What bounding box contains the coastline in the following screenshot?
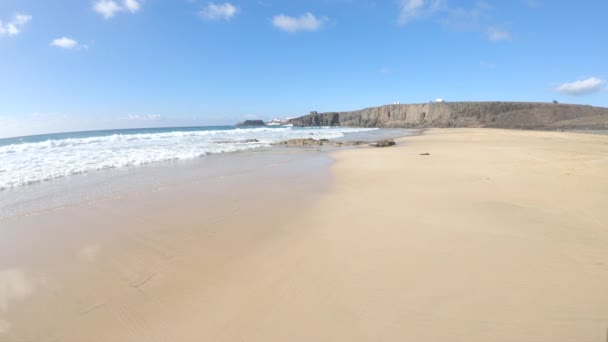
[0,147,331,222]
[1,128,607,341]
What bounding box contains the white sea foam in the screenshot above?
[0,126,376,190]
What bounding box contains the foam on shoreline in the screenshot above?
[0,126,379,190]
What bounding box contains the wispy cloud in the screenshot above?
[199,2,239,21]
[93,0,142,19]
[486,27,511,41]
[523,0,542,8]
[398,0,445,25]
[555,77,604,95]
[379,67,394,75]
[397,1,514,43]
[439,2,487,31]
[0,13,32,36]
[272,12,326,33]
[50,37,87,50]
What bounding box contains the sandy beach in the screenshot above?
[2,128,608,341]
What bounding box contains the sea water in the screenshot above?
[0,125,416,221]
[0,125,382,190]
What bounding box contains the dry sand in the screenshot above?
[1,128,608,341]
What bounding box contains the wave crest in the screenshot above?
[0,127,376,189]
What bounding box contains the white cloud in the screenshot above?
[51,37,79,49]
[94,0,122,18]
[0,13,32,36]
[398,0,445,25]
[124,0,142,13]
[199,2,239,21]
[12,13,31,26]
[555,77,604,95]
[93,0,142,18]
[272,12,326,33]
[486,27,511,41]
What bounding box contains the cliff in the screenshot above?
[290,102,608,130]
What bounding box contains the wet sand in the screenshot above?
[1,128,608,341]
[0,149,333,341]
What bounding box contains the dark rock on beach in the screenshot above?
[215,139,260,144]
[370,140,396,147]
[273,138,342,147]
[273,138,394,148]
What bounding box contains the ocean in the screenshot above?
[0,125,385,191]
[0,125,417,221]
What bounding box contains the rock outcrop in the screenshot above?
[273,138,363,147]
[235,120,265,127]
[290,102,608,130]
[215,139,260,144]
[370,140,396,147]
[272,138,395,148]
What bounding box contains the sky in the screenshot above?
[0,0,607,138]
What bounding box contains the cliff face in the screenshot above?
[290,102,608,129]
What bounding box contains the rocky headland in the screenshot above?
[235,120,266,127]
[289,102,608,130]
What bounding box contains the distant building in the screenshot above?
[266,117,295,126]
[435,98,445,103]
[393,101,400,105]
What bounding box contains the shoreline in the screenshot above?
[1,128,607,341]
[0,127,414,222]
[0,146,336,340]
[0,147,332,222]
[0,125,405,193]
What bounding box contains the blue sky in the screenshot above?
[0,0,607,137]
